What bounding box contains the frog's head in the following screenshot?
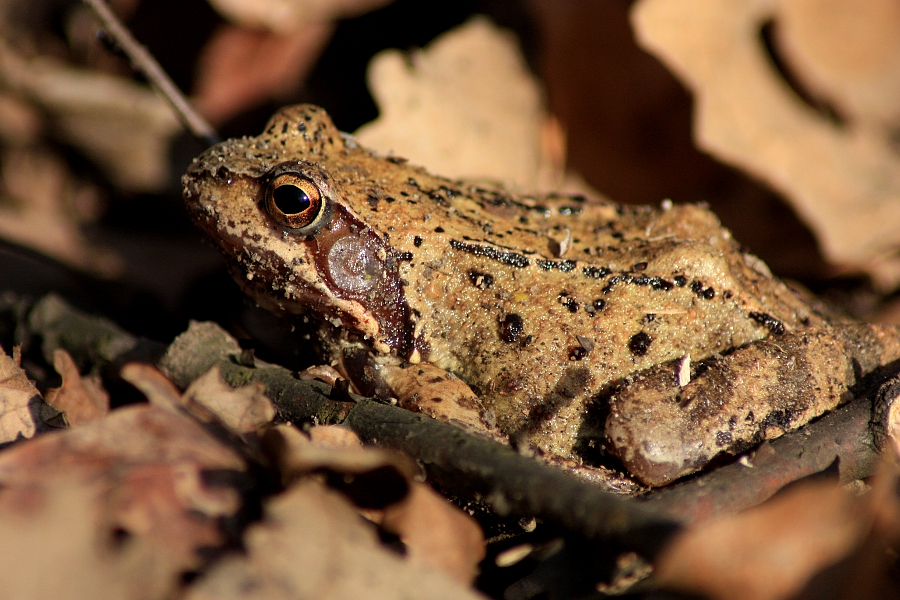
[182,105,416,358]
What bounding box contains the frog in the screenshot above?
[182,104,900,488]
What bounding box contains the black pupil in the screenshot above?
[273,184,311,215]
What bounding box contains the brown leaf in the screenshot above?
[655,471,900,600]
[270,423,419,481]
[44,348,109,426]
[775,0,900,129]
[0,345,50,443]
[355,17,563,191]
[181,364,275,435]
[0,147,122,277]
[382,482,486,585]
[184,480,485,600]
[194,23,334,126]
[0,404,245,599]
[632,0,900,287]
[120,362,183,410]
[206,0,393,32]
[0,39,180,192]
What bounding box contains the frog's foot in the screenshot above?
[380,362,509,441]
[605,324,900,487]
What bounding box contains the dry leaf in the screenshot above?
[632,0,900,288]
[775,0,900,130]
[206,0,393,32]
[194,23,334,126]
[181,365,275,434]
[271,423,419,482]
[0,39,180,192]
[0,146,122,277]
[655,471,900,600]
[0,345,51,443]
[269,424,486,584]
[381,482,486,585]
[185,480,485,600]
[0,404,245,599]
[355,17,562,191]
[44,348,109,426]
[120,362,183,410]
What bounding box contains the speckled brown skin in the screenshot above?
[183,105,900,486]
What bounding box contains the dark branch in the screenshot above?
[81,0,220,146]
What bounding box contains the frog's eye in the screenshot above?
[266,173,325,229]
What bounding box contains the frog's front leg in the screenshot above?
[605,323,900,487]
[334,344,501,440]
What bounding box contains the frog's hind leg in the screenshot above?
[605,324,900,487]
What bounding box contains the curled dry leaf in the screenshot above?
[185,480,484,600]
[775,0,900,130]
[655,468,900,600]
[0,345,54,444]
[44,348,109,426]
[0,404,245,599]
[193,23,334,126]
[206,0,393,32]
[120,362,183,410]
[269,424,486,584]
[181,364,275,435]
[381,482,486,585]
[632,0,900,287]
[0,39,180,192]
[270,423,419,481]
[355,17,563,191]
[0,146,122,277]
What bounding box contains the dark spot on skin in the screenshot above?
[430,397,443,403]
[674,275,687,287]
[386,156,408,165]
[750,312,785,335]
[650,277,673,291]
[558,205,583,216]
[366,194,379,209]
[724,290,734,299]
[702,287,716,299]
[520,335,533,347]
[691,280,704,294]
[583,266,612,279]
[396,251,413,261]
[434,227,445,233]
[297,122,306,132]
[715,431,733,446]
[449,240,531,268]
[385,197,396,203]
[281,122,288,133]
[536,259,577,272]
[569,346,589,361]
[413,236,423,247]
[644,313,656,323]
[500,314,524,343]
[633,262,648,271]
[592,299,606,312]
[628,332,652,356]
[468,270,494,289]
[563,297,579,312]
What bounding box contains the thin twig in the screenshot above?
[81,0,220,146]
